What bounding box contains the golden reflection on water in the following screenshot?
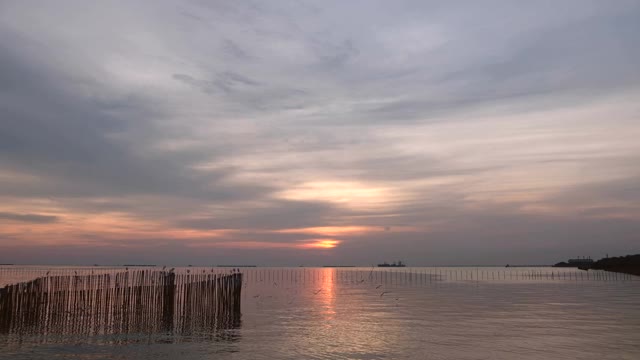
[314,268,336,323]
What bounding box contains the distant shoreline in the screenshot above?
[590,255,640,276]
[554,254,639,276]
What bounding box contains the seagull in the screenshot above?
[313,289,322,295]
[375,284,382,289]
[380,291,390,297]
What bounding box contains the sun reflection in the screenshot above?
[314,268,336,322]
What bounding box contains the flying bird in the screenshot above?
[380,291,390,297]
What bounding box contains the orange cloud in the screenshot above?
[297,238,341,249]
[189,241,298,249]
[188,238,342,250]
[275,181,399,211]
[274,226,379,237]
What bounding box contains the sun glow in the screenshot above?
[299,239,341,249]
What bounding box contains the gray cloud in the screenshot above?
[0,33,271,203]
[0,212,58,224]
[173,71,261,95]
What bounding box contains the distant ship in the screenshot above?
[378,261,406,267]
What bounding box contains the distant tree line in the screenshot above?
[591,254,640,276]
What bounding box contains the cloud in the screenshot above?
[172,71,261,95]
[0,212,58,224]
[0,1,639,265]
[174,200,338,230]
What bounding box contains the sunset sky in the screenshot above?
[1,1,639,266]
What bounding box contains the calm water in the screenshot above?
[1,266,639,359]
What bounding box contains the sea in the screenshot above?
[1,266,639,359]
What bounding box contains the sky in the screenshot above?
[1,1,639,266]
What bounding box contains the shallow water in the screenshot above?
[1,266,639,359]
